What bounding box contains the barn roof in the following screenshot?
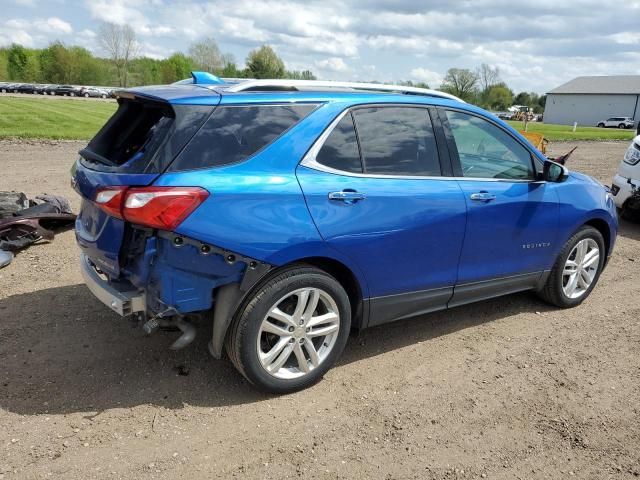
[548,76,640,95]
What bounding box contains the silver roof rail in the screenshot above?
[225,79,464,103]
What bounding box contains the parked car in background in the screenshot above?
[611,134,640,220]
[78,87,110,98]
[497,112,514,120]
[597,117,635,129]
[53,85,82,96]
[34,84,53,95]
[2,83,22,93]
[73,77,617,393]
[15,83,37,94]
[42,84,59,95]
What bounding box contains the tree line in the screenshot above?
[0,22,545,113]
[0,22,315,88]
[439,64,546,113]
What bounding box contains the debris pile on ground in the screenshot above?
[0,191,75,268]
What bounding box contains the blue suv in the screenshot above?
[73,75,617,393]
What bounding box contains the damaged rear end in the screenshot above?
[74,85,247,348]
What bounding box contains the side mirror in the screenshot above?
[541,160,569,182]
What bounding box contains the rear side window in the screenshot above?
[170,104,317,171]
[352,106,441,176]
[316,112,362,173]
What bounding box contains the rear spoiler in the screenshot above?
[113,83,221,103]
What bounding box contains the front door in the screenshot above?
[297,105,467,326]
[439,109,559,306]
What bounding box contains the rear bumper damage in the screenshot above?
[80,253,146,316]
[80,231,274,354]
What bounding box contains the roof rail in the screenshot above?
[225,79,464,102]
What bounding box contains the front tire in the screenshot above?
[597,123,605,128]
[225,265,351,393]
[538,226,605,308]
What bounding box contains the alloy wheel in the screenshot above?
[562,238,600,299]
[257,287,340,379]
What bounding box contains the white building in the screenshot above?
[544,76,640,126]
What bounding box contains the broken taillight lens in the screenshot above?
[94,186,209,230]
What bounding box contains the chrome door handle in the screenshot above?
[469,192,496,202]
[328,190,366,204]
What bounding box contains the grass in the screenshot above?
[0,95,636,142]
[506,120,636,141]
[0,96,116,140]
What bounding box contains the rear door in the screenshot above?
[73,92,217,277]
[439,109,559,305]
[297,105,467,326]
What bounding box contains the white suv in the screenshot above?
[611,135,640,218]
[597,117,635,129]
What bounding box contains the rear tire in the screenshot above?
[538,226,605,308]
[225,265,351,393]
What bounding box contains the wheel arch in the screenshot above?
[294,256,365,329]
[583,217,612,257]
[209,254,368,359]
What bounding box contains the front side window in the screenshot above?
[316,112,362,174]
[352,106,441,176]
[445,110,534,180]
[170,104,317,171]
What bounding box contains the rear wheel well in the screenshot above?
[584,219,610,255]
[294,257,364,329]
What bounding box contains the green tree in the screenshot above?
[0,48,8,80]
[21,49,41,82]
[514,91,532,106]
[484,83,513,111]
[160,53,193,83]
[440,68,479,102]
[285,69,316,80]
[246,45,285,79]
[130,57,162,86]
[7,44,28,80]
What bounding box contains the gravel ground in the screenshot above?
[0,140,639,479]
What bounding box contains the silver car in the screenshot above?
[597,117,635,129]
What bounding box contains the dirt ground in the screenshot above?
[0,140,639,480]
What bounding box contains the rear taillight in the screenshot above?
[94,187,127,219]
[94,186,209,230]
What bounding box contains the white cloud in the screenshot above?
[78,28,96,39]
[409,68,442,87]
[610,32,640,44]
[314,57,348,72]
[0,17,72,47]
[35,17,73,34]
[85,0,148,26]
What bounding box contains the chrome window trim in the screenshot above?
[300,107,541,183]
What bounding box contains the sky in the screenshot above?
[1,0,640,93]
